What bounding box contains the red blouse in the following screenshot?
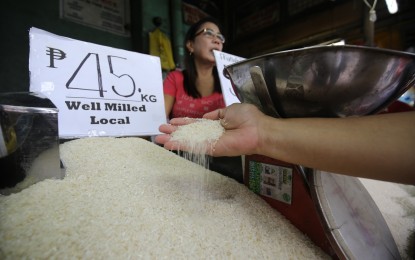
[163,70,225,119]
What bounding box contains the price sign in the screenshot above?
[29,27,166,138]
[213,50,245,106]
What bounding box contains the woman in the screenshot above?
[163,17,225,119]
[163,17,243,183]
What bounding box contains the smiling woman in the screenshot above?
[161,17,243,183]
[163,17,225,120]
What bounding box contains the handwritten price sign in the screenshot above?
[213,50,245,106]
[29,28,166,138]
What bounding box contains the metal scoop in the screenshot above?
[0,92,63,195]
[225,45,415,118]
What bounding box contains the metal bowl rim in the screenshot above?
[224,45,415,72]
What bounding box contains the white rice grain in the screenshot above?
[171,118,224,161]
[0,137,329,259]
[170,119,225,198]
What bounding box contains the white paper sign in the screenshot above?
[29,27,166,138]
[60,0,130,37]
[213,50,245,106]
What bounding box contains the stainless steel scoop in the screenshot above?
[0,92,63,195]
[225,45,415,118]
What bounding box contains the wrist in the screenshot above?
[256,115,282,157]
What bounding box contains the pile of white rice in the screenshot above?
[0,137,329,259]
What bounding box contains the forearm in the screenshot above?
[258,112,415,184]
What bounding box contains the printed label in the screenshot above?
[249,161,293,204]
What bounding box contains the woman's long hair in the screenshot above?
[183,17,223,98]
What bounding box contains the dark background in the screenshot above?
[0,0,414,93]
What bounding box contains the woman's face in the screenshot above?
[187,22,224,64]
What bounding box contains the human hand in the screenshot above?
[155,103,266,156]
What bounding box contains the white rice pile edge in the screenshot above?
[0,137,330,259]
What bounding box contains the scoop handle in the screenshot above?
[249,66,281,118]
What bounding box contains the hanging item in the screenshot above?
[362,0,378,46]
[149,27,175,71]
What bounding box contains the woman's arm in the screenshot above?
[257,110,415,184]
[157,103,415,184]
